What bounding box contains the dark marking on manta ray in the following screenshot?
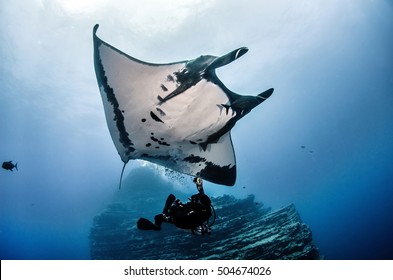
[157,95,165,104]
[151,132,154,135]
[199,162,236,187]
[199,142,209,152]
[93,39,135,155]
[166,74,175,83]
[218,104,231,115]
[160,84,168,91]
[150,111,164,123]
[159,59,213,105]
[155,146,160,149]
[156,107,166,116]
[141,118,146,122]
[190,141,197,145]
[145,143,151,147]
[183,155,207,164]
[151,136,170,146]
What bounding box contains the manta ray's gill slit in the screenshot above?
[156,108,166,116]
[150,111,164,123]
[166,74,175,83]
[160,84,168,91]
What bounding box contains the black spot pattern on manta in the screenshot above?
[141,118,146,122]
[150,136,170,147]
[183,155,207,164]
[145,143,151,147]
[160,84,168,91]
[150,111,164,123]
[94,40,135,156]
[189,141,197,145]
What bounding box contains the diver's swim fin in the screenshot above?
[137,218,161,231]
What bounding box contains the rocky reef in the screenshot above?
[89,169,320,259]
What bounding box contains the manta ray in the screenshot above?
[93,24,273,186]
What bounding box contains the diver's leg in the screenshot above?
[154,214,166,227]
[163,194,176,215]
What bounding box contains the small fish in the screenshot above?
[2,161,18,171]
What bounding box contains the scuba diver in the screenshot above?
[137,177,215,235]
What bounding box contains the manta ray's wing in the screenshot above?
[93,24,273,186]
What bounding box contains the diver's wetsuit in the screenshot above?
[137,178,212,232]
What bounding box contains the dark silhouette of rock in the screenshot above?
[89,170,320,259]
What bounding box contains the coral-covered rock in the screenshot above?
[90,190,320,259]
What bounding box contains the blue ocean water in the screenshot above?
[1,1,392,260]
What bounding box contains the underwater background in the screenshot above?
[0,0,392,260]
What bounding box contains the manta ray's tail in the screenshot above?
[119,162,127,190]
